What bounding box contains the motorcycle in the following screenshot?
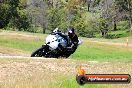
[31,29,82,58]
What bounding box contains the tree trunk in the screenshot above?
[101,29,108,38]
[87,0,91,12]
[113,20,117,31]
[43,28,45,34]
[101,30,104,37]
[127,0,132,33]
[43,27,45,34]
[42,23,46,34]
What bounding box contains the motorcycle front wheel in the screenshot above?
[31,45,49,57]
[31,47,43,57]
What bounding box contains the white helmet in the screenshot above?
[53,28,60,33]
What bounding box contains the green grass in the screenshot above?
[0,31,44,52]
[71,42,132,61]
[0,30,132,61]
[1,71,110,88]
[0,36,43,52]
[58,77,111,88]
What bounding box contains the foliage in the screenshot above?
[71,13,96,37]
[15,9,30,30]
[117,21,129,30]
[28,25,43,33]
[47,7,67,31]
[0,1,10,28]
[0,0,30,30]
[105,31,129,39]
[0,0,132,38]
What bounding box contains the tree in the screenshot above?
[115,0,132,32]
[27,0,48,33]
[0,0,30,30]
[127,0,132,32]
[0,1,10,28]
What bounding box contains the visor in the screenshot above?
[69,30,73,33]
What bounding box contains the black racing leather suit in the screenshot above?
[68,34,79,53]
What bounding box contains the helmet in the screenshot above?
[68,27,75,38]
[53,28,61,33]
[68,27,75,35]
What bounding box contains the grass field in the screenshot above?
[0,30,132,61]
[0,58,131,88]
[0,30,132,88]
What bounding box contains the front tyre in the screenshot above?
[31,47,44,57]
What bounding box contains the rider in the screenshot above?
[52,27,79,53]
[52,28,69,44]
[67,27,79,53]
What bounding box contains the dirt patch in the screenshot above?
[0,31,44,42]
[0,46,30,56]
[0,53,8,56]
[0,58,131,88]
[87,40,132,47]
